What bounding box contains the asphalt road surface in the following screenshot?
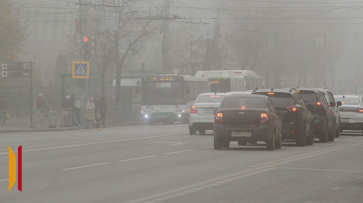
[0,124,362,203]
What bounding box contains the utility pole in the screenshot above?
[162,0,172,74]
[79,0,89,97]
[213,0,222,70]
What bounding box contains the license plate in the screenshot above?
[203,109,214,113]
[158,115,167,118]
[231,132,251,137]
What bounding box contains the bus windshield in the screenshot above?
[142,82,184,105]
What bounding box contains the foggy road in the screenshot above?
[1,124,363,203]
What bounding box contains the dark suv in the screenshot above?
[298,88,341,142]
[252,88,314,146]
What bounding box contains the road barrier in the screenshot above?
[0,108,73,132]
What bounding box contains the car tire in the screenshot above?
[182,120,188,124]
[214,138,222,150]
[275,132,282,149]
[336,126,340,137]
[199,130,206,135]
[248,140,257,145]
[306,125,314,145]
[319,121,328,143]
[296,123,307,146]
[189,126,196,135]
[267,132,275,150]
[238,140,247,146]
[328,124,335,142]
[222,140,230,149]
[163,121,168,125]
[168,121,174,125]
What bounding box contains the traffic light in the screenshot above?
[82,36,90,60]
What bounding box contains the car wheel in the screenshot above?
[336,126,340,137]
[319,121,328,143]
[248,140,257,145]
[222,140,230,149]
[199,130,206,135]
[306,125,314,145]
[328,124,335,142]
[168,121,174,125]
[214,138,222,150]
[238,140,247,146]
[275,132,282,149]
[267,132,275,150]
[182,120,188,124]
[189,126,196,135]
[163,121,168,125]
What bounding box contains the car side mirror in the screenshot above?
[337,101,342,107]
[329,101,336,107]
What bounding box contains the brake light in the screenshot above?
[241,106,246,110]
[292,107,297,112]
[191,105,197,113]
[314,102,322,106]
[359,109,363,113]
[215,113,223,123]
[268,93,275,95]
[260,113,269,124]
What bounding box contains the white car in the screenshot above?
[189,93,229,135]
[334,95,363,135]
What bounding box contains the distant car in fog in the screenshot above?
[189,93,229,135]
[213,94,282,150]
[334,95,363,135]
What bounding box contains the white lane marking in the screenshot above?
[203,146,213,149]
[278,167,363,173]
[118,156,155,162]
[125,168,273,203]
[0,132,187,155]
[164,149,195,155]
[62,163,109,171]
[0,179,8,182]
[127,140,363,203]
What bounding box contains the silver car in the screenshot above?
[189,93,229,135]
[334,95,363,135]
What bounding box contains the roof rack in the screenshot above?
[289,87,297,92]
[253,87,258,93]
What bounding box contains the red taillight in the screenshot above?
[215,113,223,123]
[359,109,363,113]
[292,107,297,112]
[260,113,269,124]
[241,106,246,110]
[314,102,322,106]
[286,106,299,112]
[191,105,197,113]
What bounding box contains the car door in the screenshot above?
[328,91,340,130]
[298,92,313,134]
[268,99,282,136]
[322,92,335,131]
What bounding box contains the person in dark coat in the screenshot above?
[94,96,101,128]
[0,96,8,125]
[99,96,107,128]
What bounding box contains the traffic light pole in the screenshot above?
[30,62,33,127]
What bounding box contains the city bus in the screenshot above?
[195,70,246,93]
[141,75,209,125]
[231,70,264,90]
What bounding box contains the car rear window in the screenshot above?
[254,93,294,107]
[221,97,265,109]
[299,91,318,103]
[334,97,360,105]
[196,95,226,103]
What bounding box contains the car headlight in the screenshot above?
[178,114,181,117]
[182,110,185,113]
[144,115,149,118]
[141,111,144,114]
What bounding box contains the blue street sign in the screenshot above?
[72,61,89,79]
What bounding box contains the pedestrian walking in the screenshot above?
[0,96,8,125]
[35,93,44,127]
[99,95,107,128]
[43,95,51,125]
[70,94,79,127]
[84,97,98,129]
[94,96,101,127]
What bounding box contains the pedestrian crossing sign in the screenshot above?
[72,61,89,79]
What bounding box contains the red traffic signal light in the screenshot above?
[83,36,89,43]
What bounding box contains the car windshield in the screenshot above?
[196,95,226,103]
[334,97,360,105]
[299,91,318,103]
[142,82,184,105]
[221,97,265,109]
